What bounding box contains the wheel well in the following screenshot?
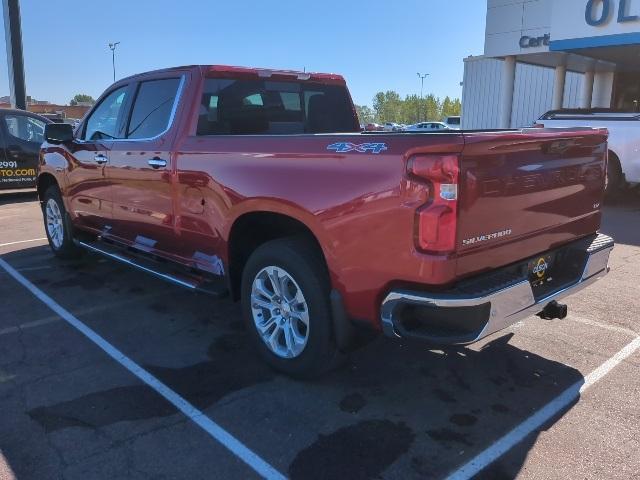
[37,173,59,203]
[227,212,327,300]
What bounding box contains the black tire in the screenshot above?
[42,185,83,259]
[605,152,624,199]
[241,237,343,379]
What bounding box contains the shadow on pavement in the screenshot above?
[0,246,585,480]
[602,188,640,247]
[0,189,38,206]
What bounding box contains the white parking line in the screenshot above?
[0,238,47,248]
[446,335,640,480]
[0,257,286,480]
[569,315,638,337]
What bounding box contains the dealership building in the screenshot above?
[462,0,640,129]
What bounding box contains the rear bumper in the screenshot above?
[380,233,614,344]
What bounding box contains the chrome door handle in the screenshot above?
[94,154,108,165]
[148,158,167,169]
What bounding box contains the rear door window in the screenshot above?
[127,78,181,139]
[197,78,358,135]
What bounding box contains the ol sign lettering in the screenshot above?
[585,0,639,26]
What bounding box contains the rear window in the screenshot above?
[447,117,461,125]
[128,78,181,139]
[196,78,358,135]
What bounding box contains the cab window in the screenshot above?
[197,78,358,135]
[83,86,128,141]
[127,78,181,139]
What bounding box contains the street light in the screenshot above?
[417,72,429,122]
[108,42,120,82]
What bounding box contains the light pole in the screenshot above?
[417,72,429,122]
[108,42,120,82]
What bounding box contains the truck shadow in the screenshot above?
[0,189,38,206]
[602,188,640,247]
[0,246,584,480]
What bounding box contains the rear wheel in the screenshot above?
[42,186,83,259]
[241,237,341,378]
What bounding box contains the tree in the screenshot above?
[70,94,95,106]
[365,90,461,124]
[355,104,375,124]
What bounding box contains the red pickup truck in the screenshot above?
[38,65,613,377]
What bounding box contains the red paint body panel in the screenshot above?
[38,65,609,329]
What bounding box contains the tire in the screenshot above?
[42,185,83,259]
[241,237,342,379]
[605,152,624,199]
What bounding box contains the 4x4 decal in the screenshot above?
[327,142,388,154]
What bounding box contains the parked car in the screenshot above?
[38,65,613,378]
[444,115,461,130]
[383,122,402,132]
[536,109,640,194]
[405,121,451,132]
[0,109,51,190]
[365,123,384,131]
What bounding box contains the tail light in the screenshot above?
[408,155,460,254]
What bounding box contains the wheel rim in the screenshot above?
[250,266,310,359]
[45,198,64,249]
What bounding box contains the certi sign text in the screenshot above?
[520,34,551,48]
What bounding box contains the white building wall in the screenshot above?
[461,57,503,130]
[462,57,584,129]
[563,71,584,108]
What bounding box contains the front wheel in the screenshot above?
[42,186,83,259]
[241,237,342,378]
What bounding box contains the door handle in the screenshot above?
[148,157,167,169]
[94,154,108,165]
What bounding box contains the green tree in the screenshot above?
[364,90,461,125]
[70,94,96,106]
[355,104,375,124]
[373,91,403,123]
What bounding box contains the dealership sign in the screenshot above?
[585,0,639,26]
[551,0,640,50]
[520,34,551,48]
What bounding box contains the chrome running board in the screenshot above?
[77,240,228,298]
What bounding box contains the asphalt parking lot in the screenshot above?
[0,189,639,480]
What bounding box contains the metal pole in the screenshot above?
[108,42,120,83]
[416,73,429,122]
[2,0,27,110]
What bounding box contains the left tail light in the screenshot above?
[407,155,460,254]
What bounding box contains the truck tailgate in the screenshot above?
[455,128,608,278]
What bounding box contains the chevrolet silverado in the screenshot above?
[38,65,614,377]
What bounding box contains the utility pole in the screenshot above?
[2,0,27,109]
[416,72,429,122]
[108,42,120,82]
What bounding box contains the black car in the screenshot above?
[0,108,51,189]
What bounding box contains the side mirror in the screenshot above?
[44,123,74,144]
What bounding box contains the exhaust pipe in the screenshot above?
[537,300,568,320]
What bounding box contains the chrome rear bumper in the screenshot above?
[380,234,614,344]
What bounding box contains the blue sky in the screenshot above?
[0,0,486,107]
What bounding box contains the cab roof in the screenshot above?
[119,65,347,85]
